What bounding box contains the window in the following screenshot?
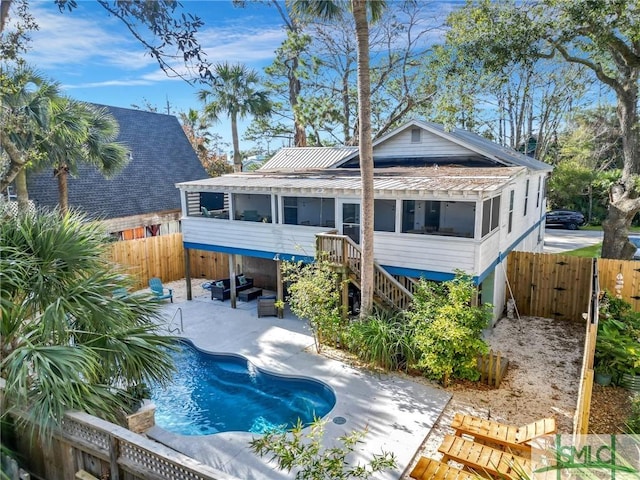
[536,176,541,208]
[482,196,501,237]
[374,199,395,232]
[411,128,421,143]
[508,190,515,233]
[524,179,530,216]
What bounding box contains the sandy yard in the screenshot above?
[158,279,588,476]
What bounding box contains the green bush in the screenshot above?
[596,294,640,379]
[280,256,343,352]
[626,394,640,433]
[407,272,491,386]
[346,308,417,371]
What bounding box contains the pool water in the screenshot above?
[151,341,336,435]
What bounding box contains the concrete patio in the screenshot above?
[147,292,450,480]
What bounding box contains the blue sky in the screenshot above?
[23,1,288,150]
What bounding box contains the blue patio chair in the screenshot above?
[113,287,128,299]
[149,277,173,302]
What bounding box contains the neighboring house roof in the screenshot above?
[177,165,525,196]
[27,104,207,221]
[260,146,358,171]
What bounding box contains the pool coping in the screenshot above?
[147,296,451,480]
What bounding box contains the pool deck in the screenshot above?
[147,294,450,480]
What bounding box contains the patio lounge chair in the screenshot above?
[149,277,173,303]
[451,413,556,452]
[410,456,474,480]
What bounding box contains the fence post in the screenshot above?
[109,435,120,480]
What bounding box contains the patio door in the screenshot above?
[340,201,361,244]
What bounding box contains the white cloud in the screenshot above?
[24,3,155,71]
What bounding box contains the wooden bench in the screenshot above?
[438,434,535,479]
[410,456,475,480]
[451,413,556,452]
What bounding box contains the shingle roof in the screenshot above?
[26,104,207,220]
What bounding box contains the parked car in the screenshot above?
[630,235,640,260]
[545,210,586,230]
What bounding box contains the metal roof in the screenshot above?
[177,166,525,196]
[259,146,358,171]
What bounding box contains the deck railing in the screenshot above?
[316,233,413,311]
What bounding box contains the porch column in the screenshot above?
[229,253,237,309]
[276,256,283,319]
[184,247,192,301]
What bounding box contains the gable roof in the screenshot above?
[26,103,207,220]
[339,120,552,171]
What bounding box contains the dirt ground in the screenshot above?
[160,279,632,473]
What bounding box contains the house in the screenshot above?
[176,120,553,321]
[26,104,207,240]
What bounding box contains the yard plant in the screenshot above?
[280,255,343,352]
[0,209,176,441]
[250,418,396,479]
[407,272,491,386]
[596,294,640,381]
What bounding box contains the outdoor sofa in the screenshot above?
[209,274,254,301]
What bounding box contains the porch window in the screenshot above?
[402,200,474,238]
[481,196,501,237]
[374,199,395,232]
[282,196,335,227]
[196,191,229,219]
[508,190,515,233]
[233,193,272,222]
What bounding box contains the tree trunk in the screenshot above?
[352,0,374,317]
[0,131,28,194]
[231,114,242,173]
[601,80,640,259]
[55,165,69,213]
[288,58,307,147]
[15,169,29,213]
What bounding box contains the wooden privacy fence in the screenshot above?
[507,251,639,320]
[106,233,228,290]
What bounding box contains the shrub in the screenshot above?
[346,308,417,371]
[597,294,640,380]
[250,418,396,479]
[407,272,491,386]
[626,394,640,434]
[280,256,343,352]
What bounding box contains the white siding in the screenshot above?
[373,232,478,274]
[182,218,324,257]
[374,127,475,158]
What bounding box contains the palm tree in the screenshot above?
[198,62,272,172]
[0,209,176,438]
[0,66,60,210]
[289,0,386,316]
[42,99,129,213]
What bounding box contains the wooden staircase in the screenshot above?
[316,233,413,312]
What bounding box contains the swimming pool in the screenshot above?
[151,341,336,435]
